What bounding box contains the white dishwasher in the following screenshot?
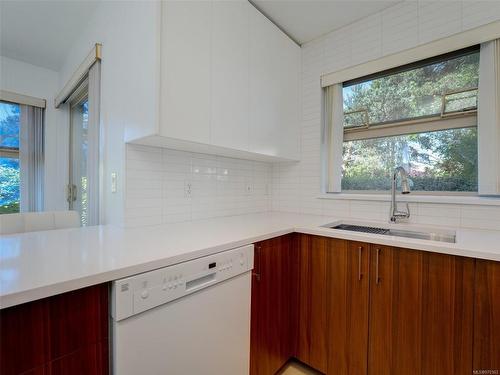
[111,244,254,375]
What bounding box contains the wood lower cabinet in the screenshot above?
[250,235,296,375]
[326,239,370,375]
[250,234,497,375]
[0,284,109,375]
[474,259,500,372]
[368,245,474,375]
[295,235,328,373]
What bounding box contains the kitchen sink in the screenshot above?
[326,223,456,243]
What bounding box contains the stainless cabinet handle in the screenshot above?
[358,246,363,281]
[376,248,381,284]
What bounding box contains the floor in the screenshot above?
[278,361,322,375]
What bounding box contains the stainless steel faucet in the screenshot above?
[390,166,411,223]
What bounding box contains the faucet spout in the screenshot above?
[390,166,411,223]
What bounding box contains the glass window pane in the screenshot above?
[70,98,89,226]
[0,101,20,214]
[342,128,478,192]
[343,52,479,126]
[0,101,20,148]
[0,157,20,213]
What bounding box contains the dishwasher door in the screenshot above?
[112,271,251,375]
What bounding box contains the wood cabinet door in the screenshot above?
[0,283,108,375]
[368,246,474,375]
[327,240,370,375]
[295,234,328,373]
[250,235,294,375]
[367,245,423,374]
[474,259,500,373]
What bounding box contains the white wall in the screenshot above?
[0,56,68,211]
[58,0,160,225]
[272,0,500,230]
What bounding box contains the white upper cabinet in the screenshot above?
[145,0,300,161]
[161,1,211,144]
[210,0,250,151]
[249,5,300,160]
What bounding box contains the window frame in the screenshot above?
[0,146,19,159]
[325,47,481,195]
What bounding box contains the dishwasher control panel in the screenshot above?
[111,244,254,321]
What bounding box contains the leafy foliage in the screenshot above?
[0,157,20,206]
[0,201,19,214]
[0,102,20,212]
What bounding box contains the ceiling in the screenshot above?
[252,0,401,45]
[0,0,401,71]
[0,1,100,71]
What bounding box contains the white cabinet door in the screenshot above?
[160,1,211,144]
[248,6,300,160]
[210,0,250,151]
[275,32,300,160]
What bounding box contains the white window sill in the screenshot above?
[317,193,500,206]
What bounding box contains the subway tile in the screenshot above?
[125,144,272,226]
[351,13,382,65]
[417,203,461,218]
[322,199,350,217]
[418,1,462,44]
[415,214,461,227]
[462,0,500,30]
[323,26,352,73]
[382,1,419,55]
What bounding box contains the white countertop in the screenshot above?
[1,212,499,309]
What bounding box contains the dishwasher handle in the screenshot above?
[185,272,217,291]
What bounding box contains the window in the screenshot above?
[63,59,100,227]
[0,93,45,214]
[0,101,20,213]
[329,46,480,193]
[69,91,90,226]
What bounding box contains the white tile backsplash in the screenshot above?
[462,1,500,31]
[125,144,272,227]
[418,1,462,44]
[272,0,500,231]
[350,13,382,65]
[381,1,419,56]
